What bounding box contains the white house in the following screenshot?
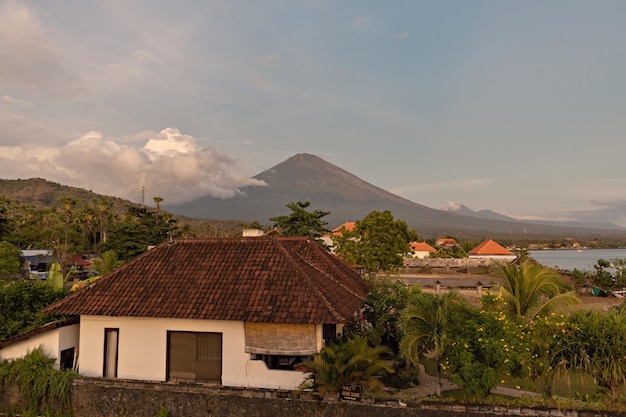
[407,242,436,259]
[0,317,79,370]
[43,237,367,390]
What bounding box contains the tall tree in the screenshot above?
[270,201,330,242]
[398,292,464,396]
[153,196,164,216]
[96,196,114,244]
[58,196,78,260]
[102,206,179,261]
[492,260,579,322]
[333,210,418,274]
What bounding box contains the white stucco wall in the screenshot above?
[78,316,313,390]
[0,323,79,369]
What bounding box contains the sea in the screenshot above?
[528,249,626,272]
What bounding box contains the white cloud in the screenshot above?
[0,128,266,204]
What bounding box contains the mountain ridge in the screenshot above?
[167,153,626,240]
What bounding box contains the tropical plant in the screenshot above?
[347,276,421,355]
[398,292,465,395]
[491,260,579,322]
[0,346,77,416]
[298,335,393,396]
[550,309,626,400]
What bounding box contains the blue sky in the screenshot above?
[1,1,626,227]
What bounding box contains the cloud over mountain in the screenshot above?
[0,128,265,204]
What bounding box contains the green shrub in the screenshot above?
[0,346,77,416]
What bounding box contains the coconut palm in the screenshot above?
[492,260,578,321]
[398,292,464,396]
[298,335,393,396]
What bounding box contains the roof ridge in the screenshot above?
[274,239,345,322]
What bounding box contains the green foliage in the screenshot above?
[298,335,393,396]
[444,295,529,397]
[492,260,579,321]
[398,292,466,395]
[102,206,180,261]
[270,201,330,242]
[0,240,21,277]
[590,258,626,291]
[0,280,67,342]
[346,277,420,354]
[92,250,124,275]
[0,346,77,416]
[551,309,626,399]
[430,246,467,259]
[155,406,171,417]
[333,210,418,274]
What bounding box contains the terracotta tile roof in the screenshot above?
[410,242,436,252]
[468,239,513,256]
[331,222,356,236]
[44,237,367,325]
[435,238,458,247]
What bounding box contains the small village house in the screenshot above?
[407,242,436,259]
[468,239,517,263]
[41,237,367,390]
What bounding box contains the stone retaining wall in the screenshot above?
[69,378,622,417]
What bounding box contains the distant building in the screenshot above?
[408,242,436,259]
[435,238,459,248]
[468,239,516,263]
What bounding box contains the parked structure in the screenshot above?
[43,237,367,390]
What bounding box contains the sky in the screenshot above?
[1,0,626,227]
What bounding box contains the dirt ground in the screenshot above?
[395,272,625,311]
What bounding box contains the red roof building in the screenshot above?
[44,237,367,390]
[468,239,516,262]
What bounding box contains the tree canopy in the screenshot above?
[332,210,418,274]
[270,201,330,242]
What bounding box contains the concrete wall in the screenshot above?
[69,378,622,417]
[79,316,308,390]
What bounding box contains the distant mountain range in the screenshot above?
[166,153,625,240]
[443,203,622,231]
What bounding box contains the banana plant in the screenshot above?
[46,262,74,292]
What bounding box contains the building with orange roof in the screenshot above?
[408,241,436,259]
[468,239,517,262]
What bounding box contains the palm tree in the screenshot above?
[492,260,579,321]
[96,197,114,244]
[153,196,164,216]
[58,196,78,260]
[298,335,393,397]
[398,292,463,396]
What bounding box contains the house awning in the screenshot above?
[245,323,317,356]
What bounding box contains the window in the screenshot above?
[167,331,222,383]
[60,347,75,370]
[103,328,119,378]
[250,354,307,370]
